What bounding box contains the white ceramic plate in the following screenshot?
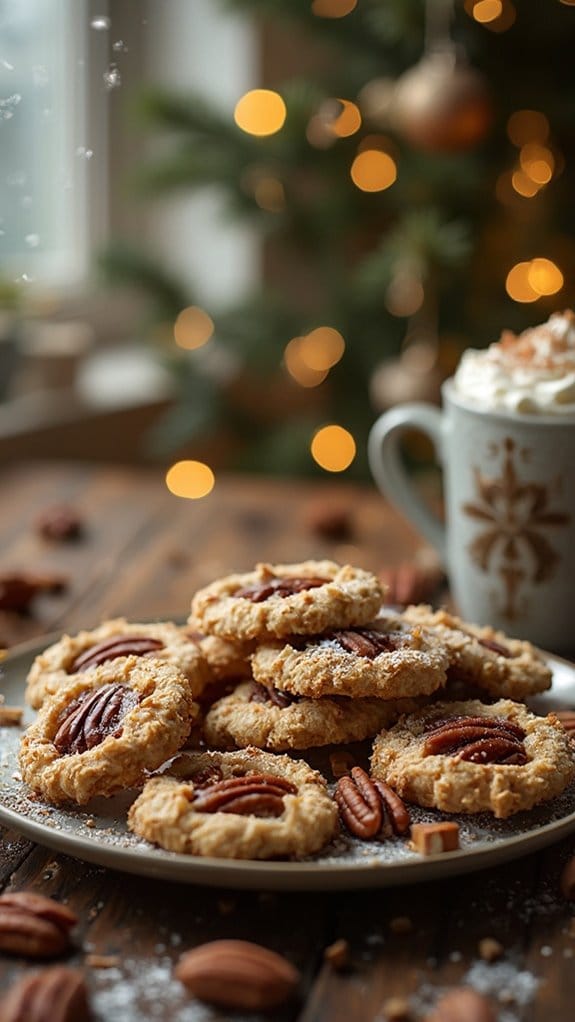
[1,635,575,890]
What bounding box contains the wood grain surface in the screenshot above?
[0,462,574,1021]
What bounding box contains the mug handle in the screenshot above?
[367,403,446,563]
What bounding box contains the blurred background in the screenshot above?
[1,0,574,489]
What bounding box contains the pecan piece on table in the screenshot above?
[69,635,164,673]
[336,768,411,840]
[422,715,527,765]
[176,939,300,1011]
[36,505,84,543]
[0,892,77,959]
[235,576,328,602]
[192,772,296,818]
[53,683,138,756]
[0,572,67,613]
[0,966,89,1022]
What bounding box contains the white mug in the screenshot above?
[368,380,575,653]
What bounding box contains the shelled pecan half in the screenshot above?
[53,683,138,756]
[0,966,89,1021]
[326,628,411,659]
[235,575,328,602]
[0,892,77,959]
[70,635,164,673]
[335,766,410,840]
[191,772,296,818]
[423,715,527,765]
[248,682,298,709]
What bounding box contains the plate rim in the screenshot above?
[1,635,575,890]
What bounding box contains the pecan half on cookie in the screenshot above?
[25,617,209,709]
[372,699,575,819]
[252,611,449,700]
[128,748,338,859]
[204,681,421,752]
[189,560,384,641]
[19,655,199,805]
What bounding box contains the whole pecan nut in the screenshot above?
[235,576,328,602]
[175,939,300,1010]
[53,683,138,756]
[0,892,77,959]
[192,773,296,818]
[70,635,164,673]
[0,966,89,1022]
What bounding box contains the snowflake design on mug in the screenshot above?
[462,438,571,619]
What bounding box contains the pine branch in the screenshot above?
[98,243,192,318]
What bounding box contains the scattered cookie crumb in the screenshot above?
[85,954,121,969]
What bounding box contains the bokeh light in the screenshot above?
[311,0,357,17]
[351,150,397,192]
[254,177,285,212]
[284,338,328,387]
[511,169,540,198]
[234,90,286,137]
[473,0,503,22]
[299,327,345,371]
[505,263,539,303]
[527,258,564,295]
[166,461,215,500]
[330,100,362,138]
[385,273,425,317]
[174,307,214,350]
[520,144,555,185]
[507,110,550,147]
[311,425,356,472]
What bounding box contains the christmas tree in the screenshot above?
[103,0,575,477]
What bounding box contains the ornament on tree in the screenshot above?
[391,0,492,152]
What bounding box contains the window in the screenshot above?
[0,0,104,289]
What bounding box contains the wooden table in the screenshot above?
[0,462,574,1021]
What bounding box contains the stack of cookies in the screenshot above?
[17,559,575,861]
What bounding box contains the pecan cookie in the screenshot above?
[204,680,420,752]
[25,618,210,709]
[403,605,551,699]
[189,560,384,642]
[127,748,338,859]
[19,656,198,805]
[251,612,449,700]
[371,699,575,819]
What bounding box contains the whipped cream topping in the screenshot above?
[453,311,575,415]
